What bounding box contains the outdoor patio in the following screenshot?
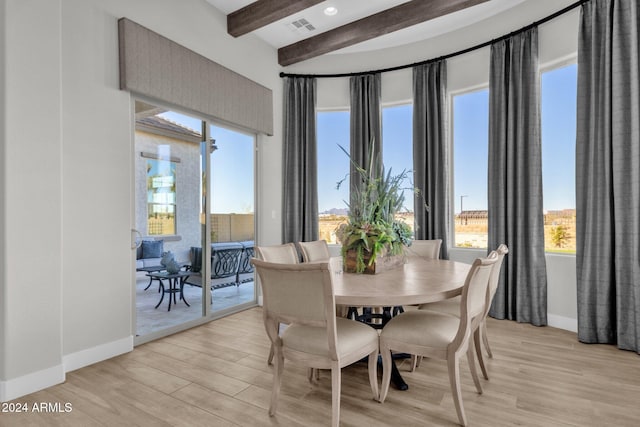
[135,273,255,336]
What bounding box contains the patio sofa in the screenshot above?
[184,241,255,290]
[135,238,189,269]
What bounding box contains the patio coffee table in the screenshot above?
[137,265,167,291]
[147,271,192,311]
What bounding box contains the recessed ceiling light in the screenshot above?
[324,6,338,16]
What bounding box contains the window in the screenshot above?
[541,63,577,253]
[317,111,350,244]
[146,157,177,235]
[452,89,489,248]
[382,104,414,230]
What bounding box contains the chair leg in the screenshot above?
[307,368,319,384]
[409,354,423,371]
[482,321,493,358]
[331,363,341,427]
[267,322,284,365]
[267,343,274,365]
[474,328,489,380]
[447,353,468,427]
[367,348,379,401]
[269,348,284,417]
[409,354,418,372]
[466,341,483,394]
[379,343,393,403]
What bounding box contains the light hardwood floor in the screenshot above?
[3,308,640,426]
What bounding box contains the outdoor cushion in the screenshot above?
[142,240,163,259]
[190,247,202,273]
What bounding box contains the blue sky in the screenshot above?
[453,89,490,212]
[541,63,577,211]
[209,126,254,214]
[317,111,350,212]
[158,112,254,214]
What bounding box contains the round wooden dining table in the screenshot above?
[329,255,471,391]
[331,256,471,307]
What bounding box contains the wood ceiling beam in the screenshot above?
[278,0,490,66]
[227,0,325,38]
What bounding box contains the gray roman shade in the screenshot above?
[118,18,273,135]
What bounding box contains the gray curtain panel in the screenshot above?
[282,77,318,243]
[576,0,640,353]
[488,27,548,326]
[412,60,450,259]
[349,73,382,207]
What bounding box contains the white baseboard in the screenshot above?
[63,335,134,373]
[547,313,578,333]
[1,336,133,402]
[0,364,65,403]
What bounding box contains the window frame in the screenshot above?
[316,107,351,245]
[449,84,490,250]
[540,54,578,255]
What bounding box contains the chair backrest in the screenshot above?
[483,244,509,317]
[452,252,499,348]
[251,259,338,356]
[297,240,331,262]
[406,239,442,259]
[255,243,299,264]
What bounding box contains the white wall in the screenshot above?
[2,0,65,400]
[0,1,7,384]
[1,0,282,401]
[0,0,7,385]
[289,0,580,330]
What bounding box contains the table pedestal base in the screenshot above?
[349,306,409,391]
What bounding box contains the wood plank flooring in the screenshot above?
[2,308,639,426]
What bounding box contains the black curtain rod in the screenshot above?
[279,0,589,79]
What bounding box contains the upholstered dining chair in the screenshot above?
[472,244,508,378]
[255,243,299,264]
[255,243,299,366]
[297,239,349,321]
[416,244,508,379]
[252,259,379,427]
[297,239,331,262]
[404,239,443,371]
[405,239,442,259]
[378,252,499,427]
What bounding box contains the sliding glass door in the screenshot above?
[208,124,256,312]
[132,100,256,341]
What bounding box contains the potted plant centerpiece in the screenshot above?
[335,141,415,274]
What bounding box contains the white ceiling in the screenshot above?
[205,0,526,54]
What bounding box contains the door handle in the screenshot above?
[132,229,143,249]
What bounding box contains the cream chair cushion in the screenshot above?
[381,310,459,348]
[283,317,379,357]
